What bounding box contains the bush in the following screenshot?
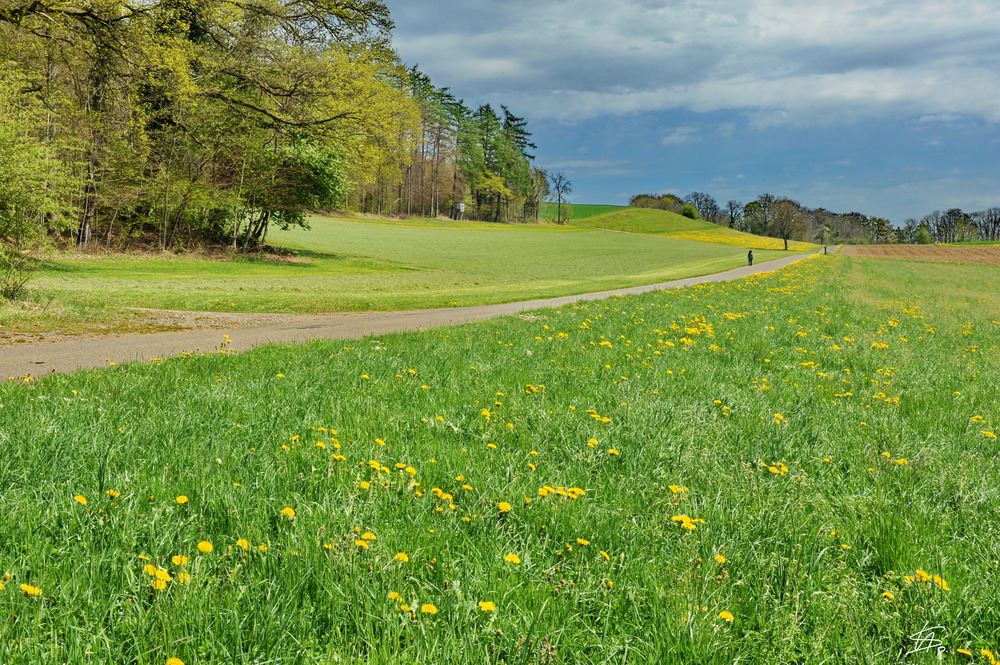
[915,225,932,244]
[682,203,699,220]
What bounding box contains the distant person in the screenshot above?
[747,250,753,266]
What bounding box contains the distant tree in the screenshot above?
[685,192,719,224]
[526,167,550,222]
[901,218,919,244]
[915,225,933,244]
[725,200,742,228]
[742,194,776,235]
[681,203,699,220]
[866,217,896,244]
[551,171,572,224]
[769,199,808,250]
[971,207,1000,241]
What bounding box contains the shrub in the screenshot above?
[682,203,699,220]
[915,225,932,245]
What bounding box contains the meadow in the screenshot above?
[573,208,819,251]
[1,255,998,664]
[8,215,791,335]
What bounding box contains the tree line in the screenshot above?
[0,0,553,297]
[630,193,1000,246]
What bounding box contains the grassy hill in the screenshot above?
[537,202,627,220]
[572,207,819,251]
[9,214,797,335]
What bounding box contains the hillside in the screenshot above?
[572,208,818,251]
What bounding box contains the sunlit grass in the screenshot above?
[3,255,999,663]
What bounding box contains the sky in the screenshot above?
[382,0,1000,223]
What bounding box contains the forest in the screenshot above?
[0,0,544,288]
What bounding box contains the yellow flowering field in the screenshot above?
[1,255,999,663]
[660,228,817,251]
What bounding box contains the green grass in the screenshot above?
[538,202,628,220]
[573,208,820,251]
[2,255,999,663]
[7,215,793,333]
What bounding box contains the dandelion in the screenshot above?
[478,601,496,612]
[504,553,521,564]
[74,495,87,506]
[608,448,620,456]
[983,431,997,439]
[355,540,368,549]
[166,659,185,665]
[153,578,167,591]
[197,541,213,554]
[280,507,296,519]
[171,555,189,566]
[882,591,894,601]
[361,532,377,541]
[395,552,409,562]
[236,539,250,550]
[389,591,402,602]
[714,555,726,564]
[576,538,590,546]
[176,495,188,504]
[420,603,437,614]
[498,502,511,513]
[106,489,120,498]
[719,611,734,622]
[176,572,191,584]
[143,564,157,576]
[360,481,371,490]
[21,583,42,597]
[587,438,598,447]
[600,550,610,562]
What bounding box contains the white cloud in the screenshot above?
[387,0,1000,126]
[661,126,701,145]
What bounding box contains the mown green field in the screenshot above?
[6,215,792,335]
[2,255,999,664]
[573,208,819,251]
[538,203,627,220]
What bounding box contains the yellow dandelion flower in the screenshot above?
[20,583,42,597]
[478,601,496,612]
[504,553,521,564]
[395,552,409,562]
[197,541,213,554]
[154,569,171,581]
[608,448,619,456]
[714,555,726,564]
[421,603,437,614]
[74,495,87,506]
[152,578,167,591]
[236,539,250,550]
[360,481,371,490]
[600,550,610,562]
[106,489,120,498]
[144,564,158,576]
[719,611,734,622]
[400,604,411,612]
[498,502,512,513]
[280,507,296,519]
[361,532,377,541]
[171,555,189,566]
[355,540,368,548]
[389,591,402,601]
[166,658,185,665]
[576,538,590,546]
[982,431,997,438]
[176,495,188,504]
[882,591,894,601]
[176,572,191,584]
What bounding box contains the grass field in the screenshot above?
[5,215,793,335]
[573,208,819,251]
[538,203,627,220]
[2,255,999,663]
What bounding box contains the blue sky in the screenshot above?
[383,0,1000,222]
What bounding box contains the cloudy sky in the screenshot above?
[383,0,1000,222]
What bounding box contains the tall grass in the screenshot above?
[2,255,999,663]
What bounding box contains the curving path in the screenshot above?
[1,251,823,380]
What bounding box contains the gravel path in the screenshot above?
[1,252,819,380]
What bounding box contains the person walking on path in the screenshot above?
[747,250,753,266]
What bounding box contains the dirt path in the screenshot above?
[1,252,819,380]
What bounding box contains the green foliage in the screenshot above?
[0,65,76,298]
[682,203,699,219]
[915,225,933,245]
